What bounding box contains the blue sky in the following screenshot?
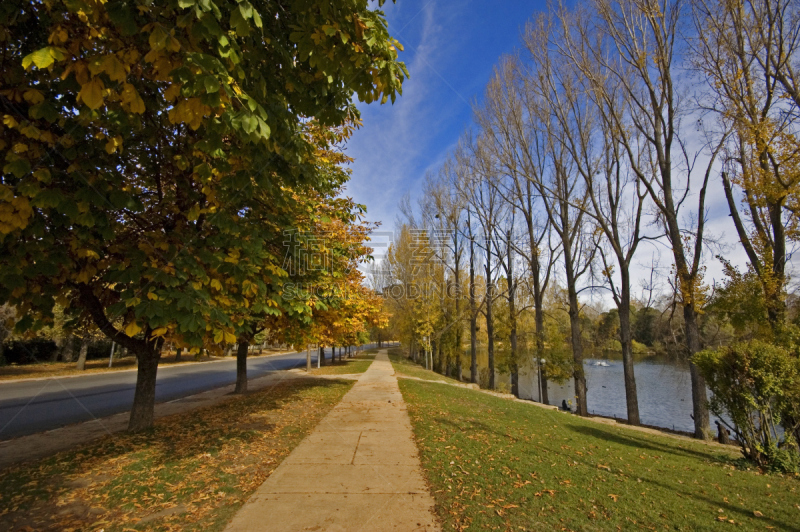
[344,0,546,233]
[342,0,785,296]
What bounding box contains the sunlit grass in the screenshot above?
[400,379,799,531]
[310,353,376,375]
[389,351,462,384]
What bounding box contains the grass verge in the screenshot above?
[399,378,799,531]
[389,351,462,384]
[310,354,376,375]
[0,349,293,382]
[0,378,353,531]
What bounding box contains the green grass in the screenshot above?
[399,379,800,531]
[389,351,463,383]
[0,378,353,531]
[310,353,376,375]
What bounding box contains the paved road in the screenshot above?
[0,343,389,441]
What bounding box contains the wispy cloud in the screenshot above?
[344,0,471,233]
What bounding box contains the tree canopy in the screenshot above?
[0,0,406,429]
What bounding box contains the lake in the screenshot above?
[510,355,726,434]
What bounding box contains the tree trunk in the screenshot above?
[235,339,249,394]
[618,277,640,425]
[507,234,518,397]
[510,318,518,397]
[76,338,89,371]
[61,337,74,363]
[767,202,787,326]
[534,275,549,404]
[51,338,62,361]
[469,227,478,384]
[175,346,182,361]
[128,344,162,431]
[319,345,325,366]
[486,276,495,390]
[684,305,710,439]
[540,367,550,405]
[454,261,463,382]
[564,251,587,416]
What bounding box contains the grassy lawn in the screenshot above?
[399,379,799,531]
[0,349,292,382]
[389,350,463,384]
[310,353,376,375]
[0,378,353,531]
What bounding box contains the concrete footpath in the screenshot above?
[224,352,440,532]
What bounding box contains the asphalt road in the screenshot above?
[0,344,386,441]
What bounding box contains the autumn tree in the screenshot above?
[462,135,506,390]
[519,19,597,416]
[588,0,726,438]
[542,5,652,425]
[691,0,800,330]
[0,0,406,430]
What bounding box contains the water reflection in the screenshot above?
[509,355,725,433]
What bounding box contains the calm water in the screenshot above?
[507,355,726,434]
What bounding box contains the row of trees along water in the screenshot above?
[0,0,408,431]
[372,0,800,467]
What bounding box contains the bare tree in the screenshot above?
[475,57,559,402]
[589,0,728,438]
[439,160,470,379]
[462,135,506,390]
[548,5,654,425]
[522,17,597,416]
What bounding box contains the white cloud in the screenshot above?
[343,0,471,232]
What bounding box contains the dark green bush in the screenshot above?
[694,340,800,472]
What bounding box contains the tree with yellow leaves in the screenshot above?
[0,0,406,430]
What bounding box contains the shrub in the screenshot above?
[693,341,800,472]
[4,339,58,365]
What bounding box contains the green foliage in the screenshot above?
[630,339,649,354]
[595,309,619,344]
[0,0,405,352]
[631,307,659,347]
[708,262,772,339]
[541,311,575,384]
[694,341,800,472]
